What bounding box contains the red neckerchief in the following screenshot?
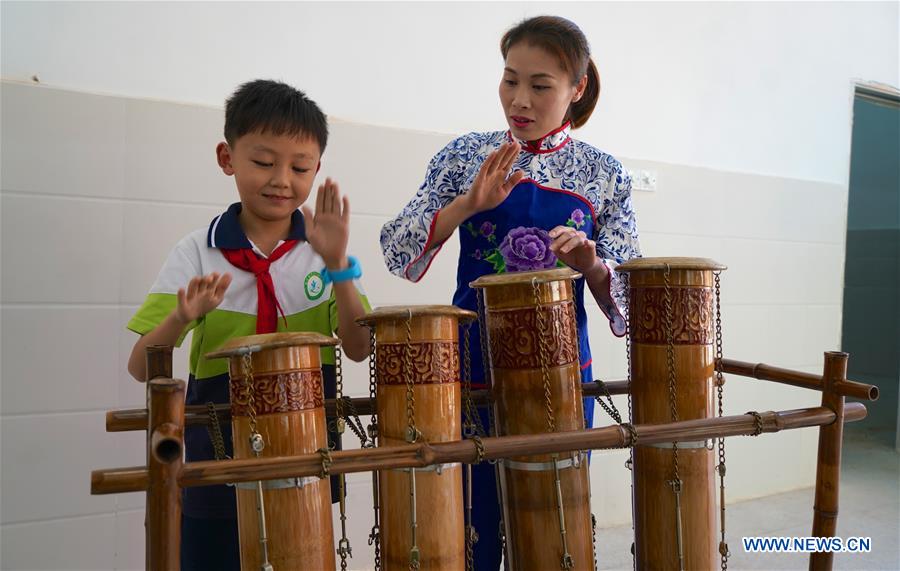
[220,240,297,333]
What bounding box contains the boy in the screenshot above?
[127,79,371,570]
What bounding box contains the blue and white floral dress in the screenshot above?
[381,122,641,389]
[381,121,641,569]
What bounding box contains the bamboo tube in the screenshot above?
[470,268,594,571]
[92,403,867,496]
[718,358,878,401]
[146,378,185,571]
[106,381,632,432]
[357,306,475,571]
[809,352,848,571]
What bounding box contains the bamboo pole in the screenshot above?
[809,352,848,571]
[147,378,185,571]
[718,358,878,401]
[143,345,172,571]
[145,345,174,381]
[92,403,867,496]
[106,380,631,432]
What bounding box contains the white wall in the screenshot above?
[2,1,897,184]
[1,1,897,570]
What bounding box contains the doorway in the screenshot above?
[841,83,900,449]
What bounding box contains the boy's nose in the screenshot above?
[269,168,291,188]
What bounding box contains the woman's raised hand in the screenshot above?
[460,142,524,215]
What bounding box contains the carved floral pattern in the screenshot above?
[486,302,578,368]
[630,287,714,345]
[376,342,460,385]
[230,370,324,415]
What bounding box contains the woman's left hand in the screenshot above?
[548,225,600,273]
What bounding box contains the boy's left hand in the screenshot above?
[549,225,598,274]
[302,178,351,270]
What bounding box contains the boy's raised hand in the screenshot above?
[176,272,232,323]
[302,178,351,270]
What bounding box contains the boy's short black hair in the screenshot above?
[224,79,328,152]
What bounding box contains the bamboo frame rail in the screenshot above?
[718,358,878,401]
[106,357,882,434]
[105,380,630,432]
[92,402,867,496]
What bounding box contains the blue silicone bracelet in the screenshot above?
[321,256,362,285]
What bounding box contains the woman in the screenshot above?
[381,15,641,569]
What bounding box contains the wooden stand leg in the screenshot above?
[144,346,173,570]
[809,351,848,571]
[147,377,184,571]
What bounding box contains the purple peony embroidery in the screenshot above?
[569,209,585,228]
[472,249,483,260]
[499,227,558,272]
[479,221,496,238]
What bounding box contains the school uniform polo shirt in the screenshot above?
[128,202,369,518]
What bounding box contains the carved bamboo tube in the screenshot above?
[471,268,594,571]
[619,257,726,570]
[357,306,476,571]
[206,333,338,571]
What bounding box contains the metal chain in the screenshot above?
[337,473,351,571]
[622,423,639,447]
[553,452,574,570]
[593,379,623,424]
[462,322,481,571]
[592,514,598,571]
[476,291,500,462]
[240,353,273,571]
[714,272,730,570]
[625,272,634,430]
[403,311,419,444]
[365,326,382,571]
[409,465,420,571]
[402,310,421,571]
[332,344,353,570]
[477,288,508,557]
[369,469,383,571]
[663,266,685,571]
[476,289,493,391]
[334,344,346,437]
[317,447,333,479]
[746,411,764,436]
[531,279,557,433]
[340,396,369,447]
[532,278,573,570]
[367,326,379,444]
[462,324,486,437]
[465,463,479,571]
[624,272,637,571]
[241,354,261,444]
[206,401,228,461]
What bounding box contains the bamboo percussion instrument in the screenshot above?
[206,332,338,571]
[470,268,595,571]
[618,257,727,570]
[357,305,476,571]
